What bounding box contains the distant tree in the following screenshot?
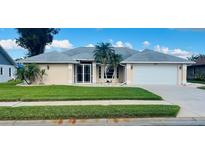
[188,54,205,62]
[188,55,199,62]
[198,54,205,59]
[16,28,60,57]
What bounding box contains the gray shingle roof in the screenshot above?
[0,45,16,65]
[20,47,193,64]
[20,51,78,64]
[20,47,138,63]
[121,49,193,64]
[62,47,137,60]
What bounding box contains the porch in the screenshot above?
[74,61,125,84]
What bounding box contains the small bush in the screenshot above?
[194,73,205,81]
[7,79,22,84]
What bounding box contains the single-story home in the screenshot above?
[187,57,205,80]
[0,45,16,83]
[20,47,193,85]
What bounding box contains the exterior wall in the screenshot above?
[177,65,182,85]
[177,64,187,85]
[118,65,125,83]
[125,64,133,85]
[37,64,74,85]
[36,63,124,85]
[96,65,125,84]
[182,64,187,85]
[0,64,16,82]
[92,62,96,83]
[32,63,188,85]
[125,63,187,85]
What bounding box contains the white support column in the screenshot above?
[82,64,85,83]
[68,64,73,84]
[114,67,117,79]
[177,65,182,85]
[92,62,96,83]
[125,64,132,85]
[182,64,187,85]
[74,64,76,83]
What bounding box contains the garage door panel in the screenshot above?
[133,64,178,85]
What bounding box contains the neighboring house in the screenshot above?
[187,57,205,80]
[20,47,192,85]
[0,45,16,82]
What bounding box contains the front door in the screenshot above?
[76,64,91,83]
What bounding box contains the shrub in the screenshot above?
[194,73,205,81]
[16,64,46,84]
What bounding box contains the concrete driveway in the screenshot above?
[139,84,205,117]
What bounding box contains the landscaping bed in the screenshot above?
[0,82,162,101]
[188,79,205,84]
[198,86,205,90]
[0,105,180,120]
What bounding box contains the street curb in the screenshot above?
[1,117,205,126]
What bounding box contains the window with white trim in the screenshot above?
[104,67,114,79]
[9,67,12,77]
[117,67,119,79]
[99,66,101,79]
[0,67,3,75]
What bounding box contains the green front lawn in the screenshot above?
[0,105,180,120]
[0,82,162,101]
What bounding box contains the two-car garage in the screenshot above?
[131,64,180,85]
[122,49,191,85]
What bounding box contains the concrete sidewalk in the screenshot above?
[1,117,205,126]
[0,100,169,107]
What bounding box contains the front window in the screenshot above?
[0,67,3,75]
[117,67,119,78]
[104,67,114,79]
[99,66,101,79]
[9,68,11,77]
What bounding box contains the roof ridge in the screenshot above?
[142,49,191,61]
[121,48,193,63]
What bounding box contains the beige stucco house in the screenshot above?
[20,47,193,85]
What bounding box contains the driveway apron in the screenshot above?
[139,85,205,117]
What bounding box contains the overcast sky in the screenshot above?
[0,28,205,59]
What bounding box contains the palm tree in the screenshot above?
[16,66,29,84]
[110,52,122,80]
[187,54,205,62]
[93,42,115,80]
[93,42,123,82]
[25,64,41,83]
[16,64,46,84]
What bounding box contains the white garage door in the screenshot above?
[132,64,178,85]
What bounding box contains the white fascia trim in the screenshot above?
[121,61,194,64]
[74,59,95,61]
[21,61,79,64]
